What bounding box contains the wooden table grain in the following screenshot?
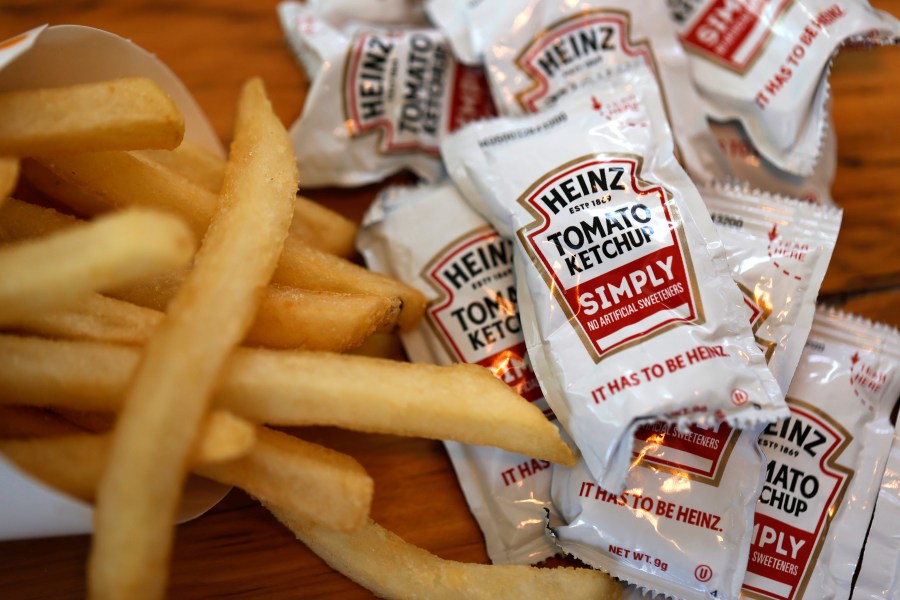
[1,1,899,598]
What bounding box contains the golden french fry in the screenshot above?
[7,285,392,351]
[135,140,226,193]
[0,198,399,349]
[0,209,194,325]
[0,410,257,503]
[89,77,297,600]
[268,507,621,600]
[289,196,358,258]
[0,405,85,439]
[25,152,426,329]
[26,151,216,235]
[0,78,183,155]
[0,336,577,466]
[135,141,359,257]
[242,285,397,351]
[8,293,162,345]
[0,196,80,242]
[347,332,407,360]
[0,156,18,202]
[197,427,373,532]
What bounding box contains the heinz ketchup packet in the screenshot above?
[357,182,559,565]
[476,0,726,183]
[668,0,900,176]
[551,421,766,600]
[278,1,495,188]
[743,307,900,600]
[442,67,785,493]
[851,417,900,600]
[703,183,842,393]
[424,0,504,65]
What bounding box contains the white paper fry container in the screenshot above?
[0,24,229,541]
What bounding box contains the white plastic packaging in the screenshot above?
[742,307,900,600]
[702,183,843,393]
[709,118,838,206]
[551,420,766,600]
[851,418,900,600]
[424,0,504,65]
[473,0,726,183]
[442,67,785,493]
[357,182,559,565]
[668,0,900,176]
[278,1,495,188]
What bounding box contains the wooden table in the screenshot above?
[1,1,898,598]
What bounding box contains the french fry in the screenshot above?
[0,156,17,202]
[88,77,298,599]
[0,208,194,325]
[8,293,161,345]
[0,78,184,155]
[0,405,86,439]
[0,198,398,350]
[135,141,359,257]
[135,140,226,193]
[0,336,577,466]
[24,152,426,329]
[196,427,373,532]
[347,332,407,360]
[0,410,257,503]
[268,507,621,600]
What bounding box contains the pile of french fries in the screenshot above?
[0,76,619,598]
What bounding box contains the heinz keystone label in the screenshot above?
[443,67,785,493]
[519,155,698,359]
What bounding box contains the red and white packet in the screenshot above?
[851,417,900,600]
[472,0,726,183]
[547,187,841,599]
[356,182,560,565]
[743,307,900,600]
[551,419,766,600]
[702,183,843,393]
[667,0,900,176]
[277,0,495,188]
[441,66,785,493]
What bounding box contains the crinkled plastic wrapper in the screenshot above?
[278,1,495,188]
[743,307,900,600]
[0,24,227,541]
[668,0,900,176]
[357,181,560,565]
[442,66,786,494]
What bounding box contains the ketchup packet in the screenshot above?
[710,118,838,206]
[278,1,495,188]
[474,0,725,183]
[357,182,559,565]
[551,420,766,600]
[703,183,843,393]
[667,0,900,176]
[851,417,900,600]
[743,307,900,600]
[442,67,785,493]
[424,0,504,65]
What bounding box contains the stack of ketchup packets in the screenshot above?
[279,1,900,599]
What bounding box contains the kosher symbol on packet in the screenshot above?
[442,65,786,493]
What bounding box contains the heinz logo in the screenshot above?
[517,155,698,360]
[514,11,652,113]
